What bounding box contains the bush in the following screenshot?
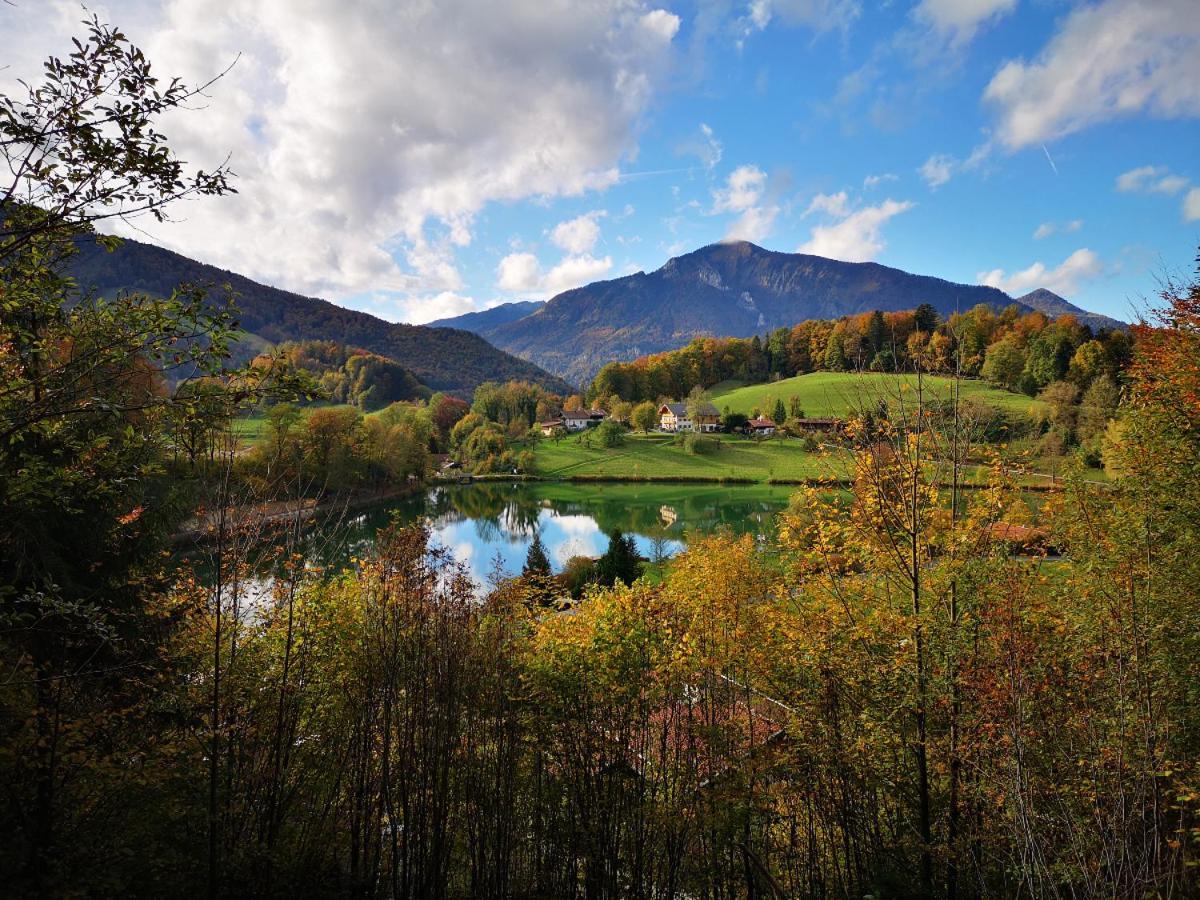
[595,419,626,448]
[679,432,718,455]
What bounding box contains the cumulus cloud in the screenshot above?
[804,191,850,218]
[550,211,607,255]
[977,248,1104,297]
[914,0,1016,46]
[1115,165,1189,195]
[711,165,778,243]
[798,198,915,262]
[1033,220,1083,240]
[1186,188,1200,223]
[918,142,991,189]
[712,165,767,213]
[2,0,678,320]
[495,251,612,298]
[1116,165,1200,219]
[984,0,1200,150]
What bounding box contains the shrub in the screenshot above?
[595,419,626,448]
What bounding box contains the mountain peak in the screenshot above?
[1016,288,1127,331]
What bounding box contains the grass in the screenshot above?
[231,403,357,447]
[532,431,846,483]
[711,371,1041,419]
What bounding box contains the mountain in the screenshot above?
[66,238,572,396]
[477,241,1124,386]
[1015,288,1127,333]
[428,300,543,333]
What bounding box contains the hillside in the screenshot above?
[1016,289,1127,333]
[711,372,1040,419]
[66,238,572,396]
[429,299,543,332]
[475,241,1121,386]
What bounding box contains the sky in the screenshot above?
[5,0,1199,324]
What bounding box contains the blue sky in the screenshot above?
[6,0,1199,323]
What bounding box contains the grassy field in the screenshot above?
[532,432,846,482]
[711,372,1040,419]
[231,403,357,447]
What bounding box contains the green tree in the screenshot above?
[772,397,787,424]
[595,529,640,587]
[523,531,552,578]
[631,400,659,433]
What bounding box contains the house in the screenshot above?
[748,417,776,436]
[539,418,565,436]
[659,401,722,432]
[561,410,596,432]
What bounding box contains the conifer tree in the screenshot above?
[523,531,552,578]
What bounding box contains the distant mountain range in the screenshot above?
[428,300,543,332]
[66,238,572,396]
[1012,288,1126,334]
[433,241,1125,386]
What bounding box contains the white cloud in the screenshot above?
[743,0,861,34]
[984,0,1200,150]
[399,291,478,324]
[2,0,678,320]
[712,165,767,213]
[725,205,779,243]
[918,142,991,189]
[711,165,778,243]
[496,253,543,293]
[919,155,955,189]
[804,191,850,217]
[640,9,681,42]
[1185,188,1200,222]
[914,0,1016,46]
[550,210,607,255]
[798,198,915,262]
[977,248,1104,297]
[863,172,898,189]
[495,251,612,298]
[1033,219,1083,239]
[1116,164,1191,195]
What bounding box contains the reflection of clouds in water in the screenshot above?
[427,507,682,591]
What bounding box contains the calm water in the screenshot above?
[305,481,796,589]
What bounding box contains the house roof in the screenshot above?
[562,409,593,420]
[660,401,720,417]
[539,418,564,427]
[749,417,776,428]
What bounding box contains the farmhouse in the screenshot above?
[659,401,721,432]
[539,418,564,436]
[564,412,597,434]
[748,417,776,436]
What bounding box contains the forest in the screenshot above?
[2,17,1198,900]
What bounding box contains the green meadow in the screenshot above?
[531,431,845,483]
[711,371,1041,419]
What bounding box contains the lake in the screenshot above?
[305,481,798,589]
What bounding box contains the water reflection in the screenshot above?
[198,482,796,594]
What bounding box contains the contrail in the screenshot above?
[1042,144,1059,175]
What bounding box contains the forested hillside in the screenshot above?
[67,238,573,395]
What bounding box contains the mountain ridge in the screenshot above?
[438,241,1124,385]
[65,238,572,396]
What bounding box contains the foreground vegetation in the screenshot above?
[2,20,1198,900]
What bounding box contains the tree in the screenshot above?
[1077,374,1121,444]
[631,400,659,433]
[981,336,1026,391]
[595,529,640,587]
[685,385,713,423]
[914,302,939,335]
[788,396,805,419]
[523,531,552,578]
[772,397,787,425]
